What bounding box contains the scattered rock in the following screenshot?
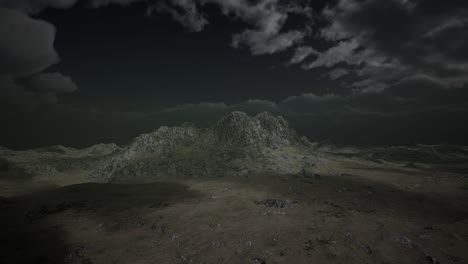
[252,257,266,264]
[262,211,286,216]
[304,238,336,251]
[295,168,322,184]
[325,201,342,208]
[68,244,93,264]
[304,240,315,251]
[255,199,298,208]
[358,242,373,254]
[397,236,440,264]
[316,238,337,246]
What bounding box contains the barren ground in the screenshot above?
[2,154,468,264]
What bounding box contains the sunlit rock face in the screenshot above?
[90,112,314,183]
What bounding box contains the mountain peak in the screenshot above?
[90,111,309,182]
[213,111,293,149]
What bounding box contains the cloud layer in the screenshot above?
[3,0,467,90]
[302,0,468,89]
[0,7,77,102]
[1,0,468,148]
[0,7,58,76]
[1,0,312,55]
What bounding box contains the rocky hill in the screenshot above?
[5,111,466,185]
[91,112,315,183]
[212,112,293,148]
[0,112,317,184]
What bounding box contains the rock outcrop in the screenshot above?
[91,112,313,183]
[126,126,200,155]
[0,112,315,183]
[212,112,293,149]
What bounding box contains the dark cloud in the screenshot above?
[1,0,467,149]
[198,0,310,54]
[2,0,467,87]
[232,29,304,55]
[0,0,78,13]
[303,39,359,69]
[186,0,311,55]
[307,0,468,89]
[0,8,58,76]
[0,8,77,105]
[328,68,349,80]
[21,72,78,94]
[148,0,208,32]
[0,0,313,55]
[288,46,318,64]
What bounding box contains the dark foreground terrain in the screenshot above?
[2,163,468,264]
[1,113,468,263]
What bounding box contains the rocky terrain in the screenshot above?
[1,112,468,264]
[1,112,315,185]
[91,112,317,183]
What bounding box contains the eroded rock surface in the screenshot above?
[91,112,314,182]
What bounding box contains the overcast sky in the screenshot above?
[1,0,468,149]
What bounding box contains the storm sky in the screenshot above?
[1,0,468,149]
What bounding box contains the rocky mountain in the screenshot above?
[1,111,316,184]
[4,111,467,185]
[91,112,316,183]
[212,112,293,149]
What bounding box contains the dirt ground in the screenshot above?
[1,158,468,264]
